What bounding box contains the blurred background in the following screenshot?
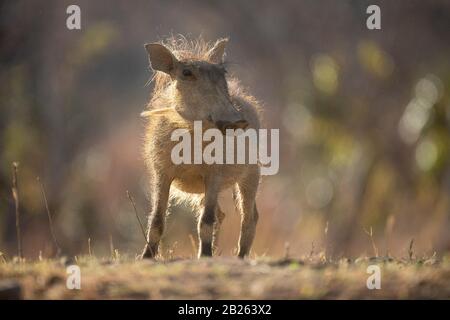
[1,0,449,259]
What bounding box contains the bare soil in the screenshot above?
[0,256,449,299]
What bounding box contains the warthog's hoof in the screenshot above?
[140,245,157,259]
[198,242,213,258]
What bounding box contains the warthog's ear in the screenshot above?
[208,38,228,64]
[145,43,178,74]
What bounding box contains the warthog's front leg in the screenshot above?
[212,206,225,255]
[141,173,172,259]
[236,166,260,258]
[198,176,222,258]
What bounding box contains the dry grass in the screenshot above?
[0,254,449,299]
[11,162,22,260]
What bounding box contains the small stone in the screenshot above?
[0,279,22,299]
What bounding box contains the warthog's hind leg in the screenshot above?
[236,167,260,258]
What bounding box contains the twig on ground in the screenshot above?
[364,226,379,258]
[126,191,149,245]
[284,242,290,260]
[384,215,395,257]
[88,238,92,257]
[11,162,22,260]
[37,177,61,256]
[309,241,315,259]
[408,238,415,261]
[109,234,115,259]
[324,220,329,261]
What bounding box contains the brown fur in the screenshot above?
[141,36,262,258]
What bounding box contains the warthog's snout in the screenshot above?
[215,119,249,134]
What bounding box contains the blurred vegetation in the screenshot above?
[0,0,449,259]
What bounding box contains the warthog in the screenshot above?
[140,37,262,258]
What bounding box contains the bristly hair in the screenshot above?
[145,35,229,111]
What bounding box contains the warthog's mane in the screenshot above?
[145,36,229,110]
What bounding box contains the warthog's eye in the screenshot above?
[182,69,193,77]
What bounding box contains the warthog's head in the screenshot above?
[145,39,248,132]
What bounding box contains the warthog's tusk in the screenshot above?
[140,108,173,118]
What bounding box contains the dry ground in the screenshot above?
[0,255,449,299]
